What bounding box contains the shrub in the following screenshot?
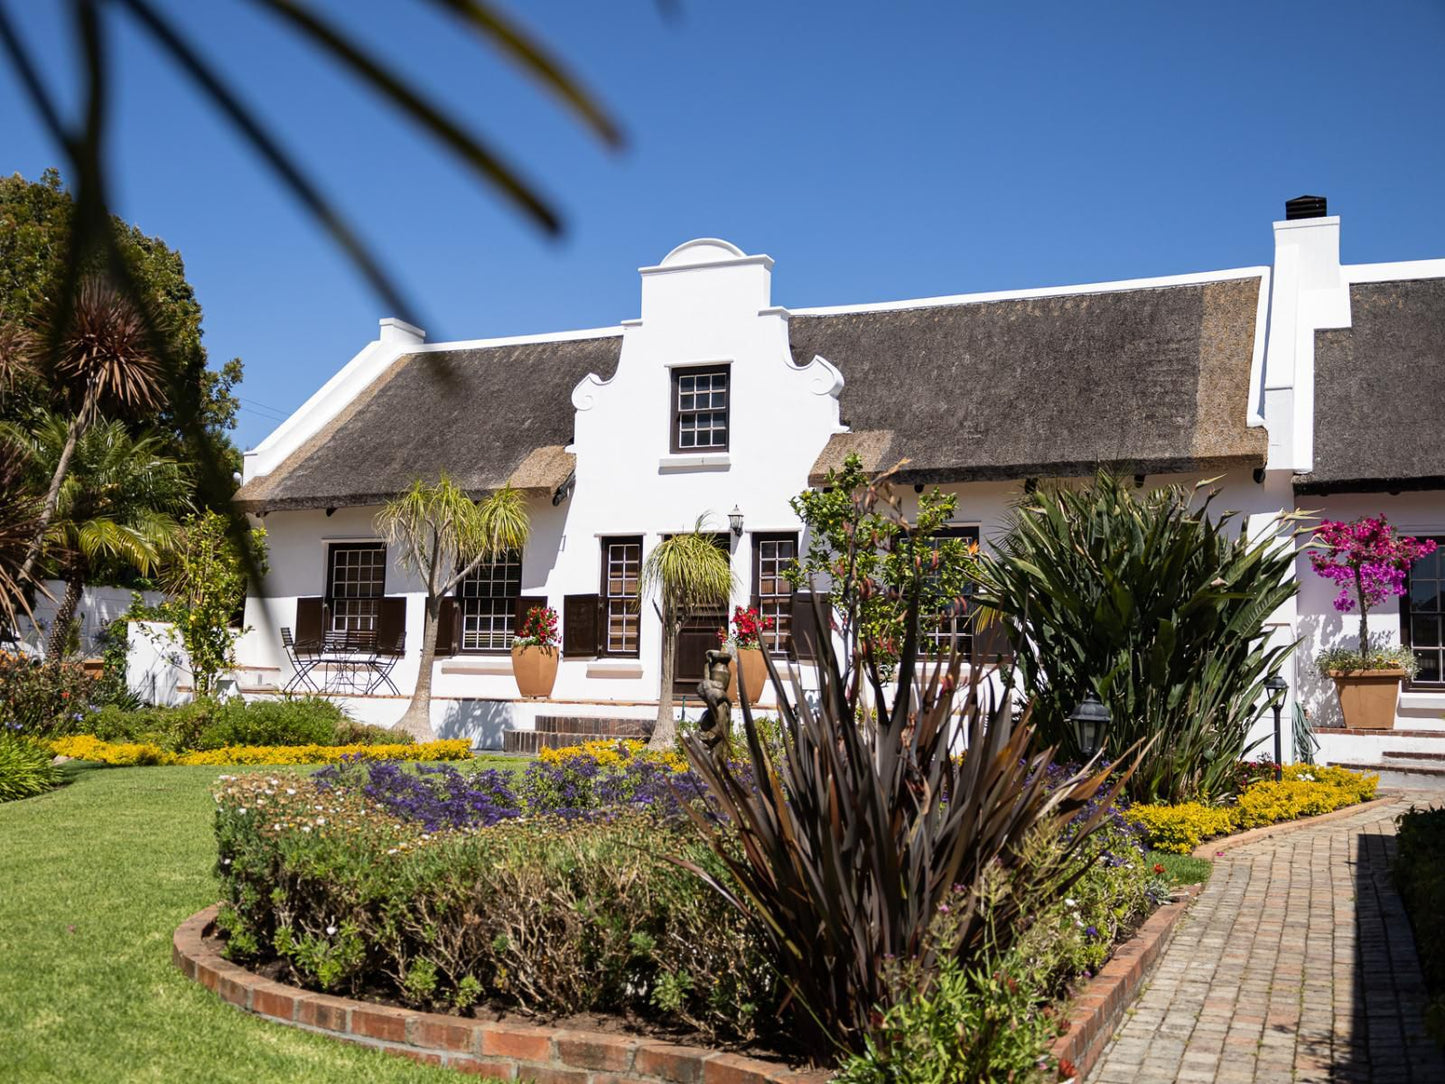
[213,773,778,1045]
[1126,765,1378,852]
[972,473,1301,804]
[1125,803,1237,855]
[79,695,398,753]
[0,652,96,736]
[1394,804,1445,1047]
[0,731,63,802]
[48,735,469,766]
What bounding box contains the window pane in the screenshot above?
[603,540,642,654]
[327,545,385,633]
[674,367,729,453]
[459,550,521,651]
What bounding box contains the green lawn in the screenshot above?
[1147,849,1213,886]
[0,763,466,1083]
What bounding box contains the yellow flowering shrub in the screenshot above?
[50,735,471,767]
[1126,765,1379,852]
[538,738,690,773]
[1124,802,1237,854]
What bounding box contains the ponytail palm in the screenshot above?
[642,517,736,749]
[377,476,530,739]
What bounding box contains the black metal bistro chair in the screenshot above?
[280,627,322,693]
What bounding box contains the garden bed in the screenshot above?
[175,904,825,1084]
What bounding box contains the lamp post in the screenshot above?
[1265,673,1288,781]
[1071,692,1109,760]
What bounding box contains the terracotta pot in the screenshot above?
[1327,668,1406,730]
[511,644,559,699]
[732,647,769,708]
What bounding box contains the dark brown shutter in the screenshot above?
[790,592,830,661]
[294,597,324,647]
[376,597,407,655]
[563,593,600,658]
[435,598,458,657]
[514,595,549,639]
[971,611,1014,664]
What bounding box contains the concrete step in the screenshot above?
[1330,760,1445,793]
[1384,750,1445,762]
[533,715,650,737]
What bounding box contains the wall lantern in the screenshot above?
[1265,673,1288,781]
[1071,692,1109,759]
[728,506,745,538]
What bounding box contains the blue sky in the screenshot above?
[3,1,1443,451]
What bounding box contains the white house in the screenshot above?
[228,199,1445,770]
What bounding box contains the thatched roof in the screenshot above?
[1295,278,1445,495]
[234,336,620,512]
[792,276,1269,485]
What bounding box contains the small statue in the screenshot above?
[696,645,734,756]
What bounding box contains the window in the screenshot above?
[671,365,729,452]
[1402,537,1445,685]
[458,550,522,652]
[601,537,643,656]
[753,533,798,655]
[326,543,386,634]
[923,526,980,657]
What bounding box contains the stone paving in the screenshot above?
[1089,796,1443,1084]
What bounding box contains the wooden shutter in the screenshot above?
[435,598,458,657]
[294,597,324,647]
[376,597,407,655]
[790,592,831,661]
[971,611,1014,664]
[514,595,549,639]
[563,593,600,658]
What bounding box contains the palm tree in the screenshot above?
[4,413,190,658]
[642,518,736,750]
[377,475,529,740]
[14,280,164,588]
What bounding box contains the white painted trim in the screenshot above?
[664,358,733,371]
[657,454,731,473]
[406,324,624,354]
[1345,259,1445,283]
[441,658,513,676]
[1272,215,1342,233]
[586,660,645,678]
[1246,266,1272,428]
[789,267,1270,317]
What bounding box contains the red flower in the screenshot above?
[1153,863,1166,875]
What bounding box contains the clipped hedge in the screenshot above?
[1394,804,1445,1046]
[81,695,403,752]
[49,735,471,767]
[1126,765,1378,853]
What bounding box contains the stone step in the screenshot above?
[503,729,651,755]
[533,715,649,737]
[1383,750,1445,762]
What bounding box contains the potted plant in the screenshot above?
[1311,516,1436,729]
[511,605,559,699]
[719,605,775,709]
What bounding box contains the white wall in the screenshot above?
[16,581,164,658]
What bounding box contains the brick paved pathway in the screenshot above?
[1089,796,1443,1083]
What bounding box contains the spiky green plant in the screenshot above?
[675,480,1131,1063]
[972,472,1303,803]
[377,476,529,739]
[641,517,736,749]
[0,732,62,803]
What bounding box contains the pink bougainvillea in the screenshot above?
[1310,515,1435,666]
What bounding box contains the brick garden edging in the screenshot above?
[173,905,829,1083]
[1048,883,1203,1082]
[1187,793,1397,860]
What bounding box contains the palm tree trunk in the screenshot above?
[47,575,84,661]
[397,593,440,740]
[18,411,84,587]
[649,619,679,750]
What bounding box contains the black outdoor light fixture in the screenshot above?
[1265,673,1288,781]
[1071,692,1109,759]
[728,506,745,537]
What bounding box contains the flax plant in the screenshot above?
[674,476,1134,1063]
[377,476,529,739]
